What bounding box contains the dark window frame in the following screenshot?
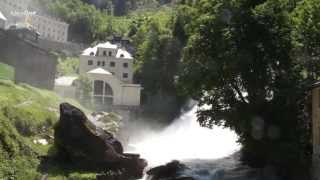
[123,73,128,79]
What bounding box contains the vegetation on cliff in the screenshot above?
[0,63,14,81]
[0,80,119,179]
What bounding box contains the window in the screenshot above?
[123,73,128,78]
[103,51,107,56]
[88,60,93,65]
[90,52,94,56]
[97,61,101,66]
[110,62,115,67]
[123,63,128,68]
[102,61,105,66]
[94,80,103,95]
[108,51,112,56]
[120,54,124,58]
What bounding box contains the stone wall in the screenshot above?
[38,38,85,56]
[0,29,57,89]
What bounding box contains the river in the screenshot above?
[124,105,274,180]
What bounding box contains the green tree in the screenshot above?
[134,17,187,121]
[76,75,93,108]
[57,57,79,76]
[292,0,320,80]
[179,0,311,178]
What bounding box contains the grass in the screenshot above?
[0,80,100,179]
[0,63,14,81]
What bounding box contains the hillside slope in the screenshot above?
[0,80,97,179]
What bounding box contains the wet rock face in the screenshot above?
[54,103,147,179]
[147,161,194,180]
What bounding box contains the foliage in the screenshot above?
[0,63,14,81]
[292,0,320,80]
[80,0,173,15]
[76,75,93,108]
[41,0,130,42]
[0,80,100,179]
[179,0,311,178]
[57,57,79,76]
[130,6,190,121]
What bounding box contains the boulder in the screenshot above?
[147,161,194,180]
[54,103,147,179]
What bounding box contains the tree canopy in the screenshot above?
[179,0,313,178]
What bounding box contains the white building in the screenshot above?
[81,42,141,107]
[55,42,141,107]
[0,0,30,13]
[0,11,7,29]
[0,0,69,42]
[28,14,69,42]
[80,42,134,83]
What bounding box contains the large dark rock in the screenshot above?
[54,103,147,179]
[147,161,194,180]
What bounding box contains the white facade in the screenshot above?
[80,42,141,107]
[28,14,69,42]
[0,11,7,29]
[80,42,134,84]
[0,0,30,13]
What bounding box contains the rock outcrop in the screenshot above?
[147,161,194,180]
[54,103,147,179]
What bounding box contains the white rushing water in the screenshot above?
[129,105,240,168]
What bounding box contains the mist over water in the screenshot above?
[128,105,240,167]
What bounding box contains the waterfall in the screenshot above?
[128,105,240,167]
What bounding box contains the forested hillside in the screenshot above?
[39,0,191,122]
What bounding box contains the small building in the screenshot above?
[310,82,320,180]
[54,76,78,98]
[80,42,141,107]
[55,41,141,108]
[0,11,7,29]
